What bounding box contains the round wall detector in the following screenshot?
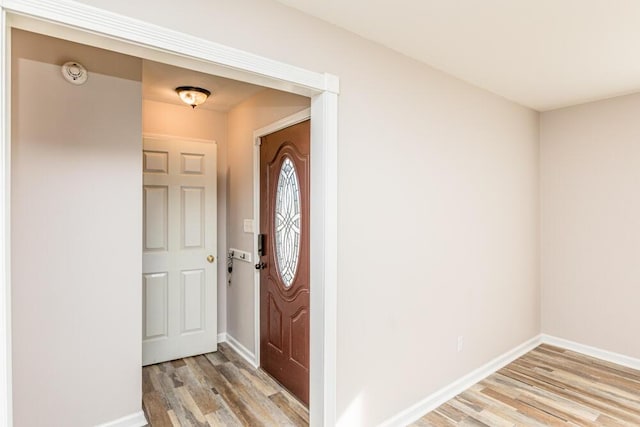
[61,61,88,85]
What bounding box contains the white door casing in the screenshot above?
[1,2,339,425]
[142,136,217,366]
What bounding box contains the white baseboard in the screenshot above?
[378,334,543,427]
[95,411,147,427]
[217,332,227,343]
[221,333,259,368]
[379,334,640,427]
[541,334,640,371]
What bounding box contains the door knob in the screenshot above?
[207,255,215,263]
[255,262,267,270]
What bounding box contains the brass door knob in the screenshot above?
[207,255,215,263]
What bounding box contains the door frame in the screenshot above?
[0,2,339,426]
[252,108,311,368]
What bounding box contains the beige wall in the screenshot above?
[142,99,229,334]
[12,2,640,425]
[11,31,142,426]
[226,89,310,349]
[68,0,540,424]
[540,93,640,358]
[21,1,541,425]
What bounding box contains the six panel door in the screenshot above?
[142,137,217,366]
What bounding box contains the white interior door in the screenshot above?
[142,136,217,366]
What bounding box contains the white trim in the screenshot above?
[310,92,339,426]
[541,334,640,371]
[217,331,259,369]
[378,335,543,427]
[142,133,216,146]
[0,9,11,427]
[94,411,147,427]
[225,333,259,369]
[253,108,312,141]
[379,334,640,426]
[1,0,338,95]
[1,1,339,426]
[251,107,312,371]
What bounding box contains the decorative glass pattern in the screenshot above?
[275,157,301,288]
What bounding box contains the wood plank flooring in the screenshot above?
[144,343,640,426]
[413,344,640,426]
[142,343,309,426]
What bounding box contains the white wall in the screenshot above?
[21,1,541,425]
[225,89,310,349]
[541,93,640,358]
[11,31,142,426]
[142,99,229,334]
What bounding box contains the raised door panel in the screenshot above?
[181,187,204,249]
[290,307,309,369]
[181,153,204,175]
[268,292,283,352]
[144,186,168,251]
[181,269,205,334]
[143,150,168,174]
[143,272,168,340]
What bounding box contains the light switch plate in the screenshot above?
[243,219,254,233]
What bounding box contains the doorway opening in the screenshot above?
[1,3,338,426]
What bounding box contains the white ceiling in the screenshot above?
[275,0,640,111]
[142,60,266,112]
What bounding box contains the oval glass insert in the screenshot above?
[274,157,301,288]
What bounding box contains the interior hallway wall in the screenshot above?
[142,99,229,335]
[11,30,142,426]
[540,93,640,359]
[32,1,540,424]
[225,89,310,349]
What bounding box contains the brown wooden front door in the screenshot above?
[258,119,310,405]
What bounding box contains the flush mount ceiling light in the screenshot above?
[175,86,211,108]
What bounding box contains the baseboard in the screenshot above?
[223,333,259,368]
[95,411,147,427]
[217,332,227,343]
[541,334,640,371]
[378,334,543,427]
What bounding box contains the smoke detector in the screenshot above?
[61,61,88,85]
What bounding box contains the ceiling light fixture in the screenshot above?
[175,86,211,108]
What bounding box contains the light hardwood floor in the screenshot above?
[413,344,640,426]
[143,343,640,426]
[142,342,309,426]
